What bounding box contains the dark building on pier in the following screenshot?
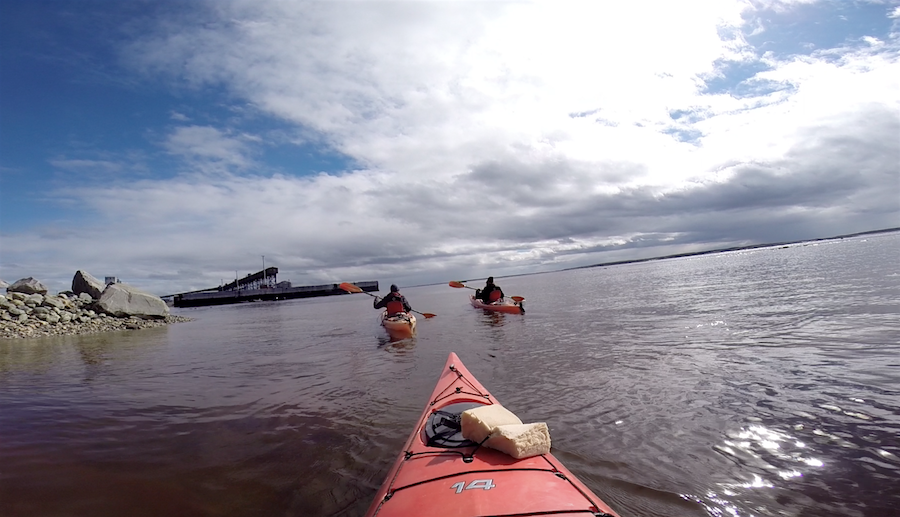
[168,268,378,307]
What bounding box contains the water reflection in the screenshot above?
[698,422,823,516]
[480,311,506,327]
[377,335,417,353]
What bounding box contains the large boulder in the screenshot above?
[72,270,106,300]
[8,277,49,295]
[0,279,8,289]
[97,283,169,319]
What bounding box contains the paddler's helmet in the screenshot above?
[390,284,399,292]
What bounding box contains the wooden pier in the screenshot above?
[169,272,378,308]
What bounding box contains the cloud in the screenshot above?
[2,0,898,295]
[162,125,255,169]
[49,158,124,175]
[7,99,895,296]
[124,1,752,179]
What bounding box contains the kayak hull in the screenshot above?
[380,311,416,339]
[469,295,524,314]
[363,352,620,517]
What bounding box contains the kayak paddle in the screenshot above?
[339,282,436,318]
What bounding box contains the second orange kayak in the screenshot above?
[380,311,416,339]
[469,295,525,314]
[363,352,620,517]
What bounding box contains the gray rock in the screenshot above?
[78,292,93,304]
[8,277,49,295]
[72,271,106,300]
[24,294,44,307]
[0,279,9,289]
[43,295,67,309]
[97,283,169,319]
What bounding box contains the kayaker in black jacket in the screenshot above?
[374,284,412,315]
[477,277,504,303]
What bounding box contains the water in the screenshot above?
[2,232,898,517]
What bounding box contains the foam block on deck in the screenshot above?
[461,404,523,443]
[486,422,551,459]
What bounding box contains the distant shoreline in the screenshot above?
[435,227,899,286]
[565,226,900,272]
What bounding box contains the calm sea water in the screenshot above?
[2,232,898,517]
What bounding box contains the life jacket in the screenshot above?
[386,300,405,315]
[489,289,502,302]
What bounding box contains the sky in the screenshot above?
[1,0,898,296]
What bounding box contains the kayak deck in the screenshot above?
[469,295,525,314]
[380,311,416,339]
[364,352,620,517]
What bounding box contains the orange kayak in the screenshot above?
[469,295,525,314]
[380,311,416,339]
[363,352,621,517]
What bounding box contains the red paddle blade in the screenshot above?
[338,282,363,293]
[448,281,466,288]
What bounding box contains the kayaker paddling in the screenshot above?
[476,276,504,304]
[448,280,525,314]
[338,282,436,320]
[373,285,417,338]
[373,284,412,315]
[339,282,433,340]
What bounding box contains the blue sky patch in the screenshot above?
[743,1,895,58]
[663,126,704,144]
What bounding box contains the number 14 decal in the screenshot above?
[450,479,496,494]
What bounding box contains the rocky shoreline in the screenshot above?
[1,312,193,339]
[1,272,193,340]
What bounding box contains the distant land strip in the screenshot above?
[565,226,900,272]
[431,227,900,287]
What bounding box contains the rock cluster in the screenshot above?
[0,272,191,340]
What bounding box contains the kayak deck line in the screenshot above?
[429,364,492,406]
[364,352,621,517]
[385,465,569,492]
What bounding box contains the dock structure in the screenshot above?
[169,269,378,308]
